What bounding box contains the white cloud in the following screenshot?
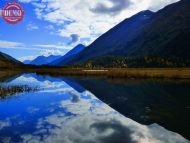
[34,43,70,50]
[26,22,39,31]
[0,40,69,60]
[40,49,66,56]
[90,0,133,15]
[28,0,179,46]
[148,0,180,11]
[18,55,38,62]
[45,25,54,30]
[0,40,24,49]
[0,40,45,51]
[34,43,75,56]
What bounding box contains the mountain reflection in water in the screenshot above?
[0,73,189,143]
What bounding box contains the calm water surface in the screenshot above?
[0,73,189,143]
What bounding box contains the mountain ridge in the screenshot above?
[29,55,62,66]
[66,10,154,64]
[0,52,22,68]
[50,44,86,66]
[66,0,190,67]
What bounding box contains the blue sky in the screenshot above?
[0,0,179,61]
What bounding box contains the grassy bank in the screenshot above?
[1,68,190,79]
[32,68,190,79]
[107,68,190,79]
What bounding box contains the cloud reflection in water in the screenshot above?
[0,74,189,143]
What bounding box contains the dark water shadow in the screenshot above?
[64,77,190,140]
[0,71,22,83]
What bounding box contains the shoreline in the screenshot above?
[1,68,190,79]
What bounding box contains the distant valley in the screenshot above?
[24,55,62,66]
[49,44,86,66]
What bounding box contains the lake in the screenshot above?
[0,73,189,143]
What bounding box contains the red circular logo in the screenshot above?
[2,2,24,24]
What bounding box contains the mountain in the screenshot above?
[66,10,154,64]
[0,52,22,68]
[29,55,62,66]
[50,44,86,66]
[121,0,190,58]
[23,60,31,64]
[68,0,190,67]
